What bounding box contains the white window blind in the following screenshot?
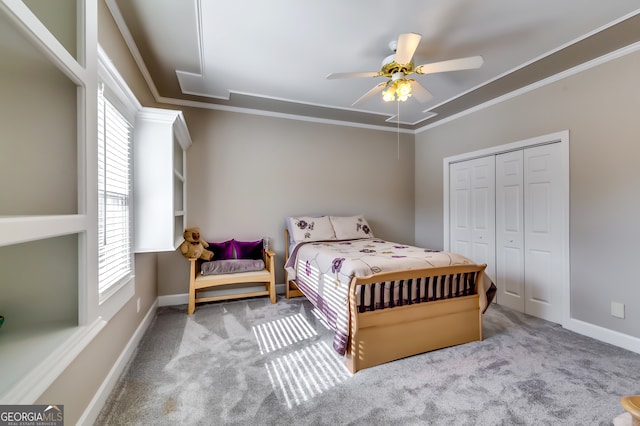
[98,83,133,296]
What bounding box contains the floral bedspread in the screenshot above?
[285,238,491,355]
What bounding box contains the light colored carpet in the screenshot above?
[96,297,640,425]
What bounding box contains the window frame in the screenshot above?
[96,46,141,319]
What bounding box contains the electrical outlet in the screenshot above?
[611,302,625,319]
[136,297,141,313]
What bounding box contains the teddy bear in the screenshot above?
[179,227,214,261]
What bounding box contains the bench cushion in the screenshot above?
[201,259,265,275]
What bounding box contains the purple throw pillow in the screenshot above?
[206,239,235,260]
[233,239,264,260]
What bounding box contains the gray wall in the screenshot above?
[415,48,640,338]
[157,108,416,295]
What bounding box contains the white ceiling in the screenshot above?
[108,0,640,130]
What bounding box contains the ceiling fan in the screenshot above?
[327,33,484,106]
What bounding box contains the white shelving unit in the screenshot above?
[134,108,192,253]
[0,0,105,403]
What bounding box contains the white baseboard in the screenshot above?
[157,283,287,307]
[78,300,158,426]
[157,293,188,307]
[564,318,640,355]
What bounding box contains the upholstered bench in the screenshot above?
[187,239,276,314]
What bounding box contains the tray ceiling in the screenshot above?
[107,0,640,131]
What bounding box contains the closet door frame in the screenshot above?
[443,130,570,327]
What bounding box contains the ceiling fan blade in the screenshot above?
[394,33,421,65]
[409,80,433,103]
[352,82,387,106]
[326,71,380,80]
[415,56,484,75]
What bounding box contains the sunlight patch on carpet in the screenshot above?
[252,313,318,354]
[265,341,351,409]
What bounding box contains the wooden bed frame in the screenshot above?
[284,230,487,373]
[620,395,640,425]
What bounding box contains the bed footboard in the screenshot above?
[346,264,486,373]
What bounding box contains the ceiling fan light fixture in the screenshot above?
[382,78,412,102]
[397,79,412,98]
[328,34,483,107]
[380,83,395,102]
[382,86,396,102]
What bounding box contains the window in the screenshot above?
[97,82,134,299]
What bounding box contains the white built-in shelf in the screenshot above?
[0,318,106,404]
[0,0,96,404]
[134,108,192,253]
[0,231,81,397]
[0,215,87,247]
[0,322,77,399]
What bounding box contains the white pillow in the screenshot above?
[330,215,374,239]
[288,216,336,243]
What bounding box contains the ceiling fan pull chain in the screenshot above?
[397,100,400,160]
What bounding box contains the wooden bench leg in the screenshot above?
[269,280,276,304]
[188,258,197,314]
[267,261,276,304]
[188,282,196,315]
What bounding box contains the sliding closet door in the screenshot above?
[449,156,496,281]
[449,161,472,256]
[523,143,564,323]
[496,150,525,311]
[447,133,568,324]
